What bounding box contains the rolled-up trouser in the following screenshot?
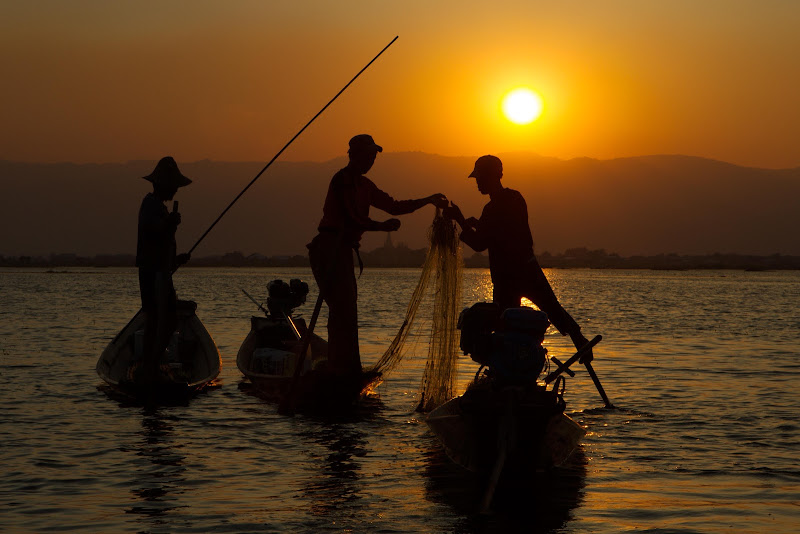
[307,232,362,377]
[138,269,177,376]
[492,256,581,337]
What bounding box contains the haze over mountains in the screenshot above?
[2,153,798,258]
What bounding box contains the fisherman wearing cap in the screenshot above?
[308,134,448,382]
[444,155,590,352]
[135,156,192,382]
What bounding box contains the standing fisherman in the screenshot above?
[308,134,448,384]
[444,155,591,352]
[135,157,192,382]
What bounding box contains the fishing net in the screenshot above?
[369,211,462,412]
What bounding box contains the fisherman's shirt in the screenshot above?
[317,166,420,247]
[459,187,535,283]
[136,193,177,272]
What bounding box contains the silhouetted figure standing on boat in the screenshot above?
[308,134,448,383]
[136,157,192,381]
[444,155,590,352]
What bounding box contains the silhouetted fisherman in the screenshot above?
[135,157,192,382]
[444,155,591,352]
[308,134,448,384]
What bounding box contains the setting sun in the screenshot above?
[502,88,544,124]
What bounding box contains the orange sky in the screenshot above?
[2,1,799,168]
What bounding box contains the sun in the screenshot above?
[502,88,544,125]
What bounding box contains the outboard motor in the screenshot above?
[266,279,309,318]
[458,303,550,385]
[458,302,502,365]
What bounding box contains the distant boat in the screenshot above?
[96,300,221,402]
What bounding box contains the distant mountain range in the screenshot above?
[1,153,798,257]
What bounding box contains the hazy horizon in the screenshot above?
[3,150,799,171]
[3,153,798,258]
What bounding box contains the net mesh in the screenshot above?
[369,211,462,412]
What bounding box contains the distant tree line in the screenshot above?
[535,247,800,270]
[2,246,800,270]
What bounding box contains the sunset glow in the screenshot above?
[501,88,544,125]
[0,3,799,168]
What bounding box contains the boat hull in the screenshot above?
[236,315,381,412]
[96,301,221,401]
[426,388,585,473]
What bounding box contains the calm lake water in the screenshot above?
[1,267,798,533]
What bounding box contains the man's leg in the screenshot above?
[152,272,178,377]
[309,234,361,376]
[325,264,361,376]
[138,270,158,381]
[521,258,587,349]
[492,282,522,313]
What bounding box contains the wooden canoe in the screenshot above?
[236,315,382,411]
[426,383,585,474]
[97,300,221,401]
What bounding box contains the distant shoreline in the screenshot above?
[3,246,799,271]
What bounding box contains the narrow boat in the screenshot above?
[237,279,382,413]
[426,381,586,473]
[97,300,221,401]
[425,303,595,510]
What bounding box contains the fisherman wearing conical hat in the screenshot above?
[308,135,448,385]
[135,157,192,382]
[444,155,591,353]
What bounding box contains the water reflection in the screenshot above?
[126,409,188,529]
[303,424,368,517]
[97,383,194,408]
[299,400,383,529]
[423,437,587,533]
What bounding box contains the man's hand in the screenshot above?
[167,211,182,228]
[426,193,448,209]
[442,202,466,227]
[381,218,401,232]
[176,252,191,266]
[570,331,593,363]
[464,217,479,229]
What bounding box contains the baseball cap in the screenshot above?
[348,134,383,153]
[468,155,503,179]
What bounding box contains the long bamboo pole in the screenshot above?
[185,36,399,256]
